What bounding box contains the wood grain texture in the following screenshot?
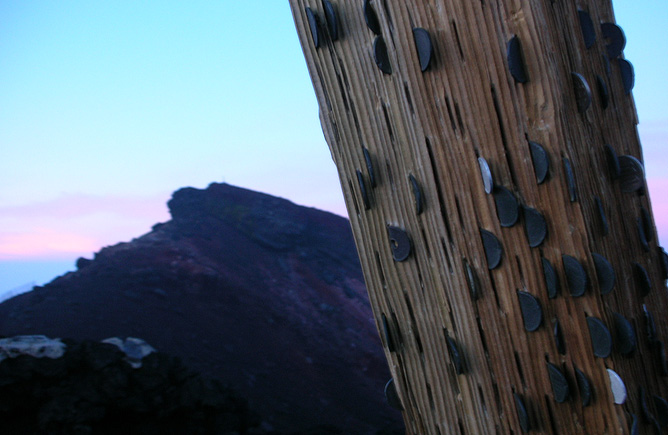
[289,1,668,433]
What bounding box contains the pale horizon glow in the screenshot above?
[1,1,667,293]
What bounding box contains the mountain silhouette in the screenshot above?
[0,183,402,433]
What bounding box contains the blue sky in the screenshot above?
[1,1,667,294]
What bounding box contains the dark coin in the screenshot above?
[481,229,503,270]
[571,72,592,113]
[507,36,528,83]
[618,155,644,193]
[373,35,392,74]
[578,10,596,49]
[547,362,570,403]
[517,291,543,332]
[587,317,612,358]
[387,225,411,262]
[413,27,433,72]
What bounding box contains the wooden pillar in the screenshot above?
[289,1,668,433]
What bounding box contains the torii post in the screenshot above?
[289,1,668,433]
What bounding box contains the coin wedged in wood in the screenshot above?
[523,206,547,248]
[571,72,592,113]
[619,155,644,193]
[659,247,668,280]
[547,362,570,403]
[633,262,651,297]
[592,252,615,295]
[542,257,559,299]
[529,141,549,184]
[554,319,566,354]
[596,75,609,109]
[607,369,627,404]
[494,186,519,227]
[412,27,433,72]
[601,22,626,59]
[384,378,403,410]
[363,148,376,188]
[612,312,636,356]
[305,7,321,48]
[594,196,609,236]
[381,313,395,352]
[637,217,649,252]
[481,229,503,270]
[578,10,596,49]
[323,0,339,41]
[373,35,392,74]
[640,208,653,242]
[563,157,578,202]
[618,59,635,94]
[408,174,423,215]
[587,317,612,358]
[507,36,528,83]
[363,0,381,35]
[604,144,621,180]
[563,254,588,297]
[446,334,464,375]
[517,291,543,332]
[387,225,411,262]
[356,169,370,210]
[575,368,592,407]
[514,393,531,432]
[478,157,493,194]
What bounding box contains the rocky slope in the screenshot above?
[0,336,259,434]
[0,183,402,433]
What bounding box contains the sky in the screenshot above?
[1,1,667,296]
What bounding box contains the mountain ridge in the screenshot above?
[0,183,402,433]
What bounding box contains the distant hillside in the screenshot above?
[0,282,35,304]
[0,183,402,434]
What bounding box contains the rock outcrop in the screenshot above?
[0,336,259,434]
[0,183,402,433]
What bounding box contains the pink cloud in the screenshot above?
[639,120,668,175]
[0,193,171,260]
[647,177,668,248]
[0,228,99,260]
[0,193,171,220]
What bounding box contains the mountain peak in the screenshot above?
[0,183,401,433]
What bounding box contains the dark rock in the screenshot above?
[76,257,93,270]
[0,338,259,434]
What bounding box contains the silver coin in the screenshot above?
[619,155,645,193]
[607,368,627,404]
[384,378,403,410]
[478,157,493,194]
